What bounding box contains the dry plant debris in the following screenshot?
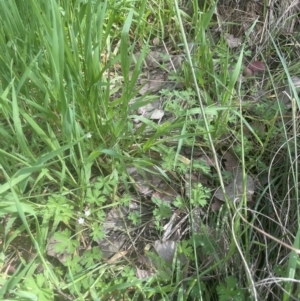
[225,33,242,48]
[47,236,73,265]
[214,168,255,204]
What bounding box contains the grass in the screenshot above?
[0,0,300,300]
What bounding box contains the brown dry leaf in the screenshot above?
[134,50,181,71]
[211,199,224,211]
[137,254,153,268]
[137,98,161,116]
[103,207,128,233]
[127,166,163,196]
[225,33,242,48]
[149,109,164,120]
[184,169,212,196]
[107,250,128,264]
[166,55,183,72]
[248,61,265,74]
[152,182,179,204]
[154,240,187,265]
[214,168,255,203]
[145,51,169,68]
[133,51,163,69]
[136,268,154,279]
[162,210,182,241]
[191,208,206,233]
[133,50,168,69]
[154,240,176,263]
[98,233,127,260]
[223,150,239,171]
[47,236,72,265]
[98,207,130,259]
[139,70,167,95]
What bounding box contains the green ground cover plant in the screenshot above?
[0,0,300,300]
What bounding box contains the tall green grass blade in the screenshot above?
[0,137,84,195]
[121,9,134,86]
[283,229,300,301]
[12,85,33,159]
[0,259,34,298]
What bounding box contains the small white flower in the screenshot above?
[84,209,91,217]
[86,132,92,138]
[78,217,85,225]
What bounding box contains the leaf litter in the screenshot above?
[214,168,255,203]
[9,38,262,281]
[42,26,291,281]
[113,123,256,274]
